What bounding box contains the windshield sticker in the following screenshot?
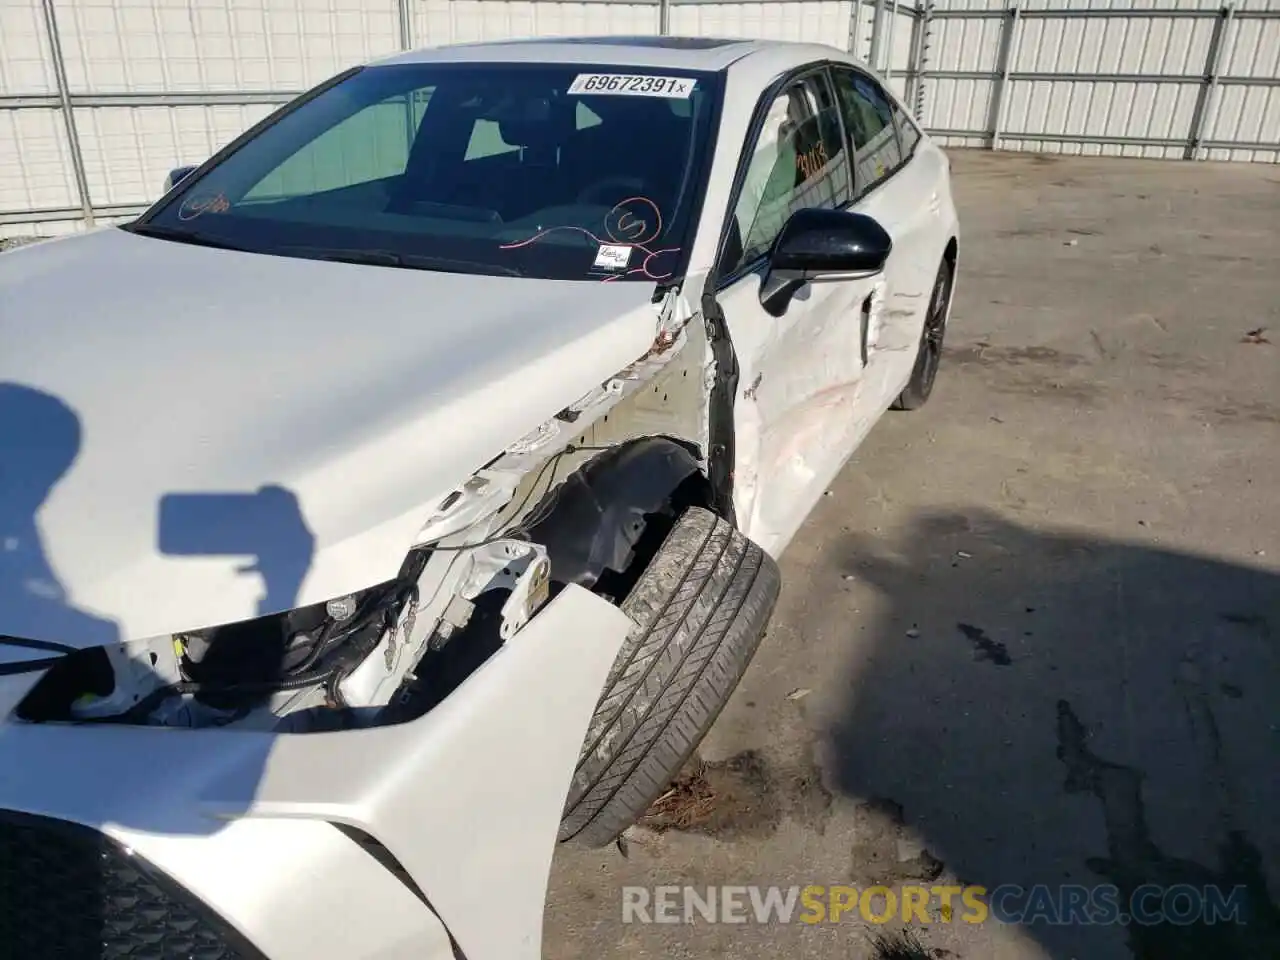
[598,246,679,284]
[567,74,695,99]
[593,244,633,271]
[177,192,230,221]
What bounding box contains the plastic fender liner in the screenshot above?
[522,436,713,591]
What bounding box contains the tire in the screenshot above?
[893,256,954,411]
[558,507,781,847]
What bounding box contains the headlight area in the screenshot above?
[14,535,558,733]
[14,429,707,733]
[16,550,431,731]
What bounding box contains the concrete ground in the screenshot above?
[543,150,1280,960]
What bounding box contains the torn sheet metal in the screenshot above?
[0,585,633,960]
[654,285,697,345]
[0,227,663,647]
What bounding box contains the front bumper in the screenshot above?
[0,811,263,960]
[0,585,632,960]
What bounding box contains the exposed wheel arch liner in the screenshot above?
[522,436,717,594]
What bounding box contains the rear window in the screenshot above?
[137,63,722,283]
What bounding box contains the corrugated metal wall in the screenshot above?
[920,0,1280,161]
[1,0,1276,237]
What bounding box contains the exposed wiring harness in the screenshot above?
[84,552,431,724]
[426,442,617,551]
[0,636,76,677]
[80,441,620,722]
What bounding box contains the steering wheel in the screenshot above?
[575,176,646,206]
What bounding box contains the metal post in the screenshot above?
[868,0,889,74]
[659,0,671,35]
[1185,2,1236,161]
[39,0,93,227]
[883,0,900,81]
[905,4,922,108]
[908,0,934,123]
[397,0,414,50]
[849,0,865,60]
[987,3,1020,151]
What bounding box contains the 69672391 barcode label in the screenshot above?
[567,74,696,98]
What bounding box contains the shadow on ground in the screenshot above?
[824,509,1280,959]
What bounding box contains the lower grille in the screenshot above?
[0,811,264,960]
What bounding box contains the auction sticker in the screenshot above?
[568,74,695,98]
[593,243,633,270]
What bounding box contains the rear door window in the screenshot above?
[829,67,905,199]
[894,102,921,158]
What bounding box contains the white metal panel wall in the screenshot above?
[0,0,81,232]
[670,2,852,46]
[916,0,1002,146]
[870,2,920,98]
[1208,4,1280,161]
[1,0,56,94]
[55,0,404,220]
[919,8,1002,141]
[414,0,660,45]
[54,0,401,93]
[922,0,1280,159]
[74,103,278,206]
[0,109,80,215]
[849,0,878,61]
[1009,9,1213,157]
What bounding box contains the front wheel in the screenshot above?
[893,256,953,411]
[559,507,781,847]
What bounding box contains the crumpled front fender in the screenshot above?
[0,584,632,960]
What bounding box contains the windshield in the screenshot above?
[135,62,722,282]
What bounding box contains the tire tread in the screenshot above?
[559,507,780,846]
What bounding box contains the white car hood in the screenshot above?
[0,228,658,648]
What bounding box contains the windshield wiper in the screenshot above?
[125,229,525,277]
[280,247,525,278]
[125,222,252,252]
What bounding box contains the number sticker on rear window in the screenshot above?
[568,74,695,99]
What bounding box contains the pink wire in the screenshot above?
[500,197,678,281]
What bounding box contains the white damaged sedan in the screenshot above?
[0,35,958,960]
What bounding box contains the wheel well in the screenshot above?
[944,236,958,270]
[521,435,718,601]
[380,437,716,724]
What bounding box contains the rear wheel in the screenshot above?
[559,507,781,847]
[893,257,953,411]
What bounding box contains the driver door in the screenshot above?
[712,70,890,556]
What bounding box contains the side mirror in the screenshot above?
[163,165,197,194]
[761,208,893,316]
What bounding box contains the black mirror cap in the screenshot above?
[163,165,198,194]
[769,208,893,276]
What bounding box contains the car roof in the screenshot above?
[373,35,855,80]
